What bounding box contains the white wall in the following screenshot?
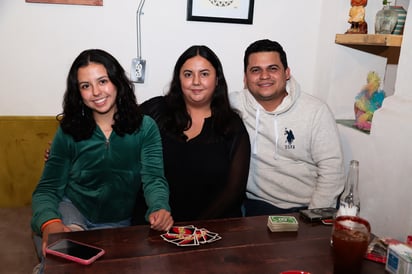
[325,1,412,241]
[0,0,321,115]
[362,1,412,240]
[1,0,411,241]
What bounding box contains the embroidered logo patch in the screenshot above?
[284,128,295,149]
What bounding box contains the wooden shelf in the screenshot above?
[335,34,402,46]
[336,119,370,135]
[335,34,403,64]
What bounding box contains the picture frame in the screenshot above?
[187,0,254,25]
[25,0,102,6]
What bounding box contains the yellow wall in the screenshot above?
[0,117,58,207]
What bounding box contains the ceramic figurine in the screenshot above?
[347,0,368,34]
[354,71,385,131]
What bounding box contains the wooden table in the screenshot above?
[45,214,386,274]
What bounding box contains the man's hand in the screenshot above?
[149,209,173,231]
[41,222,71,257]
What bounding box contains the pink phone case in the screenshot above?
[46,239,105,265]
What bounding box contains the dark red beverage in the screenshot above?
[331,216,370,274]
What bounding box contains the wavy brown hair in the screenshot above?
[59,49,142,141]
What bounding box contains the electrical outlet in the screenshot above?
[130,58,146,83]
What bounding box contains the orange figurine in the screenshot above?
[346,0,368,34]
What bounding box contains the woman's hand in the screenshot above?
[44,141,52,162]
[41,222,71,257]
[149,209,174,231]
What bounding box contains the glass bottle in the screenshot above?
[337,160,360,216]
[375,0,398,34]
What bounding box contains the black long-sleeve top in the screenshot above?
[139,96,251,222]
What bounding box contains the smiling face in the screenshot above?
[77,62,117,119]
[244,51,290,111]
[179,55,217,108]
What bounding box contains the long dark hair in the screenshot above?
[59,49,142,141]
[160,45,237,138]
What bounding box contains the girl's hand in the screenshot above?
[149,209,174,231]
[41,222,71,257]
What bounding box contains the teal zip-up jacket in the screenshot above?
[31,115,170,234]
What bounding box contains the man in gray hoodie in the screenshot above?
[230,39,345,216]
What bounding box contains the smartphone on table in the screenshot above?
[299,207,337,223]
[46,239,105,265]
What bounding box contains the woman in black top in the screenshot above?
[139,45,250,222]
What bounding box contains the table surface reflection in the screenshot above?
[45,214,386,274]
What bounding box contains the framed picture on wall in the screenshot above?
[25,0,102,6]
[187,0,254,25]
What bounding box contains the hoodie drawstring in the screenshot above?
[253,107,260,155]
[253,107,279,159]
[273,115,279,159]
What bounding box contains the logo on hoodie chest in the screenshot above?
[284,128,295,149]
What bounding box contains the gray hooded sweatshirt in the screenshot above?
[229,76,345,209]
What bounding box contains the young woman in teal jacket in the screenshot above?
[31,49,173,262]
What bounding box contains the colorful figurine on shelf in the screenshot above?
[354,71,386,131]
[346,0,368,34]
